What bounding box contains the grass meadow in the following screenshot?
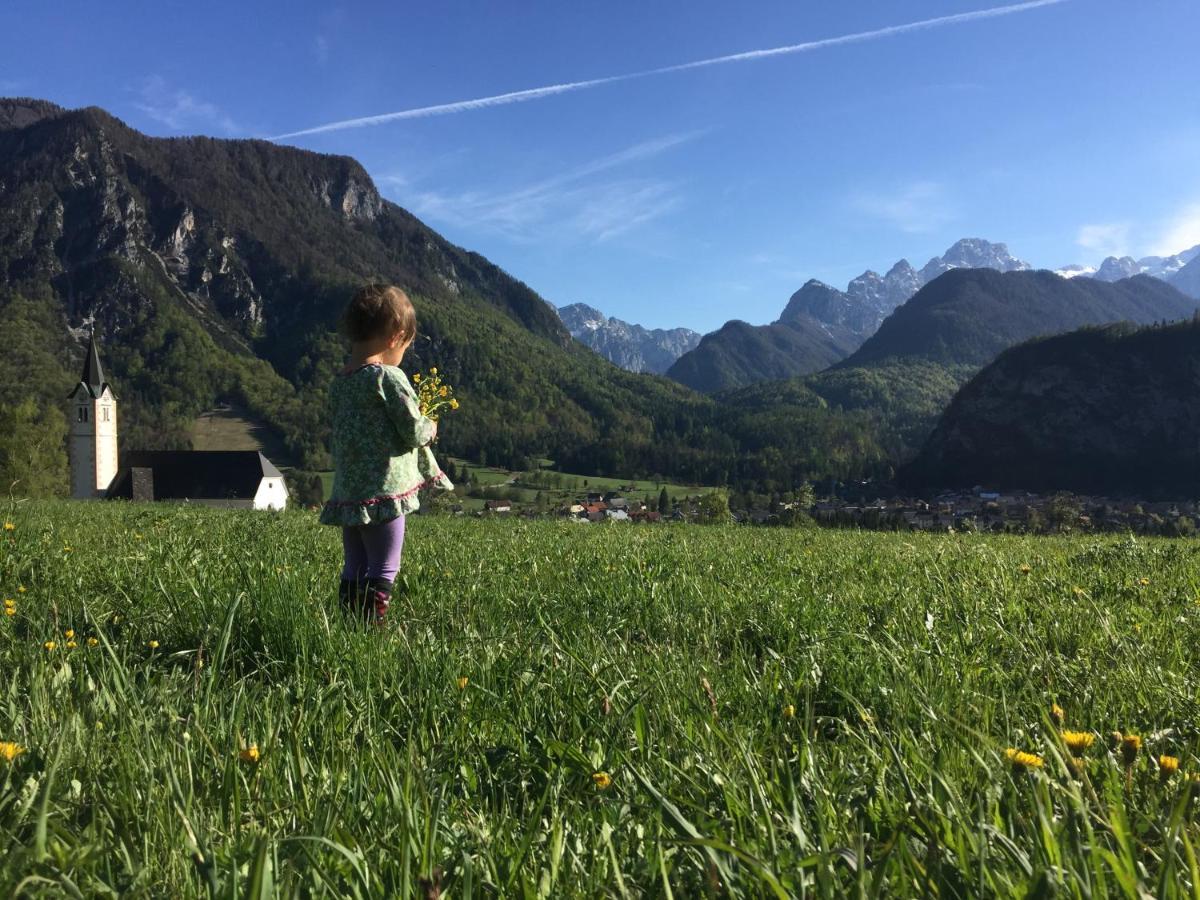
[2,501,1200,896]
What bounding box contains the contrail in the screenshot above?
[271,0,1067,140]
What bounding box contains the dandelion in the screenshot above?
[3,522,13,531]
[147,640,159,649]
[592,771,612,790]
[450,399,460,410]
[239,744,260,764]
[0,741,24,762]
[456,676,469,690]
[430,367,437,375]
[3,607,13,617]
[1138,578,1150,586]
[63,629,74,640]
[1050,703,1065,726]
[1062,731,1095,756]
[1005,748,1044,771]
[44,640,56,651]
[1159,755,1180,779]
[412,373,421,382]
[17,586,25,593]
[1019,564,1031,574]
[782,704,796,719]
[65,640,77,650]
[1121,734,1142,767]
[87,637,99,648]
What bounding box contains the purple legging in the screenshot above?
[341,516,406,584]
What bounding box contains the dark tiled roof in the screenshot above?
[70,334,114,399]
[106,451,283,501]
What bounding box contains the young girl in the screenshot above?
[319,284,452,623]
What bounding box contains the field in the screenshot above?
[2,502,1200,897]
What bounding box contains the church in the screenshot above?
[69,336,289,510]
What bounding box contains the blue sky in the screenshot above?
[3,0,1199,332]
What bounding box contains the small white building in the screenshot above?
[68,336,119,499]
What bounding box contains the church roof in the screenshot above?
[70,333,114,399]
[105,451,284,502]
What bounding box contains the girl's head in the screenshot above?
[342,284,416,363]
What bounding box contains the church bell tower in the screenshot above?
[68,334,118,499]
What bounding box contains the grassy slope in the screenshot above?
[3,503,1200,895]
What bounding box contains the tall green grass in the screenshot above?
[1,501,1199,896]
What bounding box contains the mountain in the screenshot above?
[917,238,1030,283]
[1169,252,1200,300]
[666,239,1030,394]
[0,96,908,496]
[557,303,700,374]
[665,317,855,393]
[1089,247,1200,284]
[904,319,1200,496]
[841,268,1200,369]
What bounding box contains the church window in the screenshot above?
[102,406,110,422]
[77,406,88,423]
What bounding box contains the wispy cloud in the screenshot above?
[1151,203,1200,256]
[853,180,956,234]
[314,35,330,66]
[1076,222,1130,258]
[270,0,1067,140]
[134,76,237,134]
[399,132,696,242]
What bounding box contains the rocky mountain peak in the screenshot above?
[920,238,1030,283]
[557,303,701,374]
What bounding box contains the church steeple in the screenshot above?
[77,332,112,399]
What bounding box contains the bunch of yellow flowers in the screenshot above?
[411,367,460,422]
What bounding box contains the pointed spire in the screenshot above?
[81,331,108,397]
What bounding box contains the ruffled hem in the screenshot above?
[318,471,454,526]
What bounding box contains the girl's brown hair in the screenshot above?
[341,284,416,343]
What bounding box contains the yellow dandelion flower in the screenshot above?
[456,676,469,690]
[3,597,13,607]
[63,629,74,640]
[3,607,14,617]
[1050,703,1064,726]
[87,637,99,647]
[3,522,13,531]
[782,704,796,719]
[1138,578,1150,586]
[450,399,460,410]
[17,585,26,593]
[1062,731,1095,756]
[65,640,77,650]
[1019,564,1031,574]
[147,640,159,649]
[592,771,612,789]
[1005,748,1044,771]
[0,741,24,762]
[43,640,56,651]
[412,373,421,382]
[239,744,260,764]
[1120,734,1142,766]
[430,367,438,375]
[1159,755,1180,778]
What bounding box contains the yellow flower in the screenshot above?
[592,771,612,789]
[1120,734,1142,767]
[43,641,56,651]
[63,629,74,640]
[0,741,24,762]
[782,704,796,719]
[450,399,460,410]
[1005,748,1044,771]
[239,744,260,764]
[147,640,159,649]
[3,522,13,531]
[430,367,438,375]
[1138,578,1150,586]
[65,640,77,650]
[1019,564,1031,574]
[17,586,25,593]
[87,637,99,647]
[456,676,469,690]
[412,373,421,382]
[1159,755,1180,778]
[3,607,14,617]
[1062,731,1095,756]
[1050,703,1064,726]
[438,386,448,398]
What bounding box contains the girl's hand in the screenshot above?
[429,419,438,443]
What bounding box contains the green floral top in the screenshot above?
[319,363,453,526]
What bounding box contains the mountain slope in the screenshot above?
[841,269,1199,369]
[667,239,1030,394]
[665,317,855,393]
[904,320,1200,495]
[557,303,700,374]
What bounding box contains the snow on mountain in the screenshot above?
[557,303,702,374]
[1053,264,1096,279]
